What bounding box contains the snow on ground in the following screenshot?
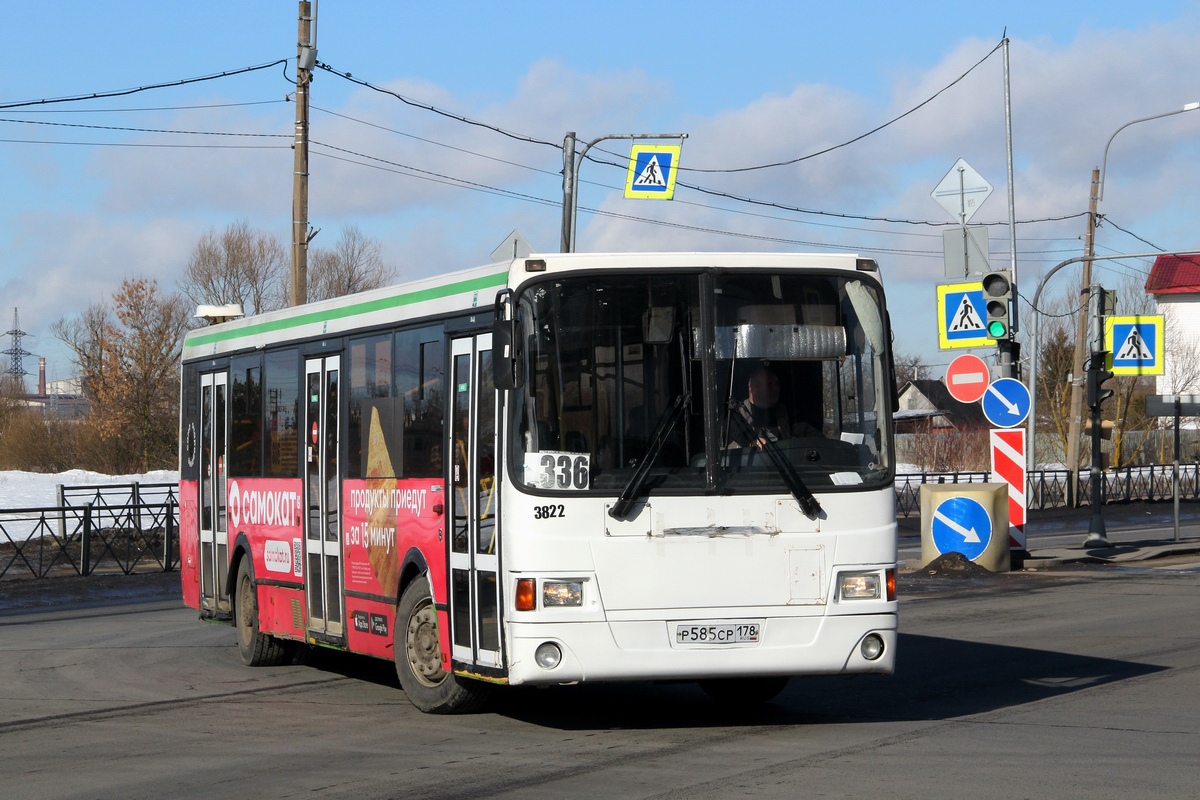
[0,470,179,509]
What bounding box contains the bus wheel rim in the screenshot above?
[406,599,446,687]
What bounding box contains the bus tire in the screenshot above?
[395,579,489,714]
[235,559,289,667]
[699,676,790,706]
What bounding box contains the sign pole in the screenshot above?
[1146,393,1200,542]
[1084,396,1110,547]
[1174,398,1181,543]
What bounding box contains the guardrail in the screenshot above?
[0,482,178,580]
[896,464,1200,518]
[5,469,1198,576]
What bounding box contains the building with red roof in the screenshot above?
[1145,254,1200,396]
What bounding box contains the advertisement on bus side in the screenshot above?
[342,478,444,599]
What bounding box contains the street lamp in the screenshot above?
[1098,103,1200,202]
[1064,102,1200,534]
[559,131,687,253]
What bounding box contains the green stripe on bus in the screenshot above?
[185,271,508,348]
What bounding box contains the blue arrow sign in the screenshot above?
[932,496,992,560]
[981,377,1031,428]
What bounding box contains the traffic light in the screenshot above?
[982,269,1012,339]
[1087,354,1115,409]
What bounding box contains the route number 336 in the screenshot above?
[524,452,590,490]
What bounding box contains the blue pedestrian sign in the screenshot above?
[931,496,992,560]
[981,377,1031,428]
[625,144,681,200]
[936,281,989,350]
[1106,315,1164,376]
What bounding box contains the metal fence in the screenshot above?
[0,482,178,580]
[6,468,1197,577]
[896,463,1200,517]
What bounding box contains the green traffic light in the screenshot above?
[987,320,1008,338]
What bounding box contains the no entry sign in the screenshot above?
[945,353,990,403]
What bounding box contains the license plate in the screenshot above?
[675,622,761,645]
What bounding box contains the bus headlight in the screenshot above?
[543,581,583,607]
[535,642,563,669]
[860,633,885,661]
[839,571,881,600]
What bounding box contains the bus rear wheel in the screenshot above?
[235,559,290,667]
[395,579,489,714]
[699,676,790,706]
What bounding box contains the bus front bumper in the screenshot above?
[505,612,897,686]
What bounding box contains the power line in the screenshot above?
[0,116,289,140]
[318,56,1097,232]
[0,137,284,150]
[315,61,561,150]
[0,60,289,110]
[681,39,1005,174]
[312,104,560,177]
[308,140,942,254]
[0,99,287,114]
[1102,215,1166,252]
[0,55,1129,252]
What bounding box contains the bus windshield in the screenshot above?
[510,269,892,499]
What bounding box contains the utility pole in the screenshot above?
[559,132,576,252]
[1065,167,1100,505]
[290,1,316,307]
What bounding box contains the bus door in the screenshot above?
[304,355,344,639]
[448,333,502,670]
[199,370,230,615]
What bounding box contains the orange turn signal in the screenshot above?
[515,578,536,611]
[886,568,896,602]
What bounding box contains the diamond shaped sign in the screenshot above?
[932,158,993,224]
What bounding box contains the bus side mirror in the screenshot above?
[493,289,523,390]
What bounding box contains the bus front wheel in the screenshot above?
[235,559,290,667]
[394,579,489,714]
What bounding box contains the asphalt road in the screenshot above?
[1,523,1198,799]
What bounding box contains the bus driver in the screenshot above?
[728,366,821,449]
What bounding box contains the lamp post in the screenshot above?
[1064,102,1200,508]
[559,132,687,253]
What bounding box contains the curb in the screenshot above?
[1020,540,1200,569]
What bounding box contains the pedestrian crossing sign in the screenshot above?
[625,144,681,199]
[936,280,989,350]
[1106,315,1164,375]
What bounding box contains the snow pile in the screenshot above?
[0,470,179,509]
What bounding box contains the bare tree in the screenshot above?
[51,302,115,401]
[54,278,191,472]
[893,350,928,388]
[179,220,288,316]
[1026,287,1079,466]
[307,225,396,302]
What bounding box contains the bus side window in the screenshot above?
[395,326,444,479]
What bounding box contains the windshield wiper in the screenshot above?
[727,409,823,518]
[608,392,690,520]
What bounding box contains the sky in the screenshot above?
[2,1,1200,384]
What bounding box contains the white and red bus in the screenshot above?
[179,251,898,713]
